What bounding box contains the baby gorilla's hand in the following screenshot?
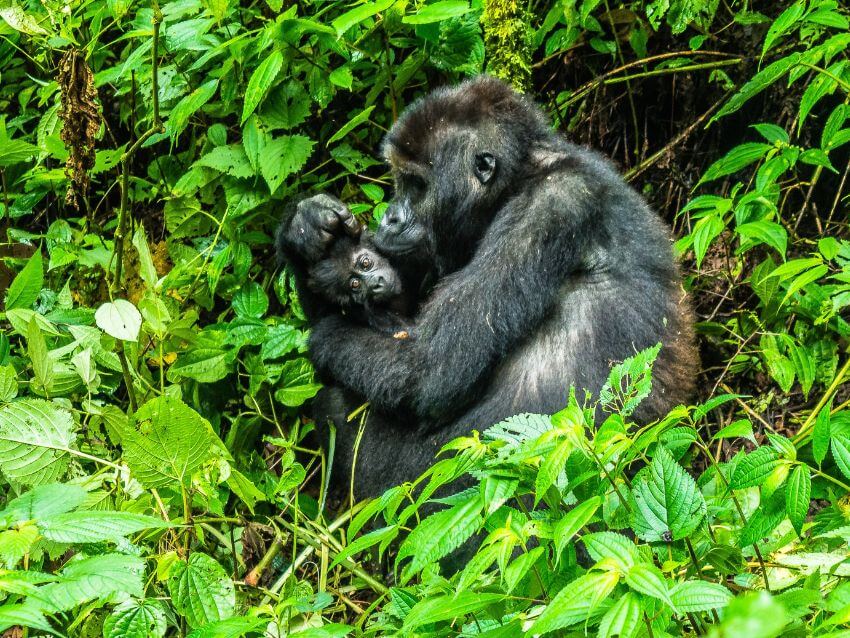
[286,194,361,263]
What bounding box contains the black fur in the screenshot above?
[277,76,698,499]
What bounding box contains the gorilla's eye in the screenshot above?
[359,256,372,269]
[349,277,361,290]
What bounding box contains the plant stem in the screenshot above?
[794,358,850,444]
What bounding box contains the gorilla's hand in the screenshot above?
[281,194,361,264]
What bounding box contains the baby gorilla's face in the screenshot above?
[347,247,402,306]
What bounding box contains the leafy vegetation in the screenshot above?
[0,0,849,635]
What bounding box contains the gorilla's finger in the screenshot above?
[335,208,362,238]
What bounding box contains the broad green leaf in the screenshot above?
[692,214,724,268]
[761,2,804,57]
[329,66,353,90]
[39,553,144,613]
[121,396,219,488]
[27,317,51,393]
[625,563,673,608]
[0,3,47,36]
[529,572,616,634]
[232,282,269,319]
[535,437,571,503]
[168,553,235,627]
[194,144,254,178]
[597,592,641,638]
[39,510,169,543]
[736,220,787,257]
[186,616,267,638]
[0,399,76,487]
[259,135,315,193]
[730,447,782,488]
[103,599,167,638]
[712,419,755,443]
[812,400,831,465]
[0,525,37,567]
[242,50,283,124]
[0,603,53,633]
[167,348,230,384]
[785,465,810,535]
[631,446,706,542]
[332,0,394,34]
[782,264,828,304]
[327,106,375,145]
[260,324,302,360]
[131,225,159,288]
[275,358,321,407]
[582,531,639,573]
[798,60,845,130]
[751,123,789,144]
[96,299,143,342]
[0,365,17,403]
[403,0,471,24]
[403,591,503,630]
[831,434,850,482]
[765,257,823,281]
[669,580,732,613]
[553,495,601,557]
[396,494,482,580]
[712,53,801,122]
[0,483,86,525]
[5,250,42,310]
[698,143,771,185]
[330,525,398,569]
[169,79,218,141]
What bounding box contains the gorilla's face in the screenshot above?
[377,128,503,274]
[308,237,403,309]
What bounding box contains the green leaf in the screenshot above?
[103,599,167,638]
[712,53,801,122]
[261,325,301,360]
[625,563,673,608]
[167,349,230,384]
[27,317,51,393]
[736,220,787,257]
[327,106,375,145]
[185,617,268,638]
[194,144,254,178]
[597,592,641,638]
[259,135,315,193]
[630,446,706,542]
[812,400,831,466]
[553,495,601,557]
[529,572,617,634]
[39,553,144,613]
[329,66,353,90]
[332,0,394,34]
[669,580,732,613]
[39,511,169,543]
[0,365,18,403]
[396,494,482,580]
[168,553,235,627]
[0,399,76,487]
[121,396,219,488]
[831,434,850,482]
[0,483,86,525]
[169,79,218,141]
[403,591,503,630]
[730,447,782,488]
[242,50,283,124]
[785,465,810,535]
[0,603,53,634]
[403,0,471,24]
[583,531,639,573]
[692,214,724,268]
[5,250,42,311]
[751,123,789,144]
[761,2,804,57]
[96,299,143,342]
[712,418,755,443]
[698,143,772,185]
[232,282,268,319]
[535,437,572,503]
[330,525,398,569]
[132,224,159,288]
[274,358,321,407]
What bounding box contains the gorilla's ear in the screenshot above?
[474,152,497,184]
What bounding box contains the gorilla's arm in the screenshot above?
[309,178,593,419]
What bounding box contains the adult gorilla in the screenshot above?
[277,76,697,498]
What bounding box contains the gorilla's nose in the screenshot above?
[380,206,410,235]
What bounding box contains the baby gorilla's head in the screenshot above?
[307,235,404,310]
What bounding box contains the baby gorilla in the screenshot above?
[307,233,415,339]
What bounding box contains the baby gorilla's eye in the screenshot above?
[359,256,372,269]
[349,277,361,290]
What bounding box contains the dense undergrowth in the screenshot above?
[0,0,850,635]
